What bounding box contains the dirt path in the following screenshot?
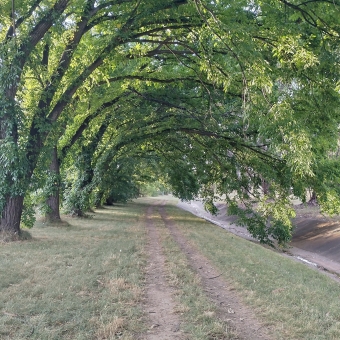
[144,205,183,339]
[143,200,271,339]
[158,204,271,340]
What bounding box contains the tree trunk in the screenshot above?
[308,190,318,206]
[261,179,270,195]
[93,190,104,208]
[0,101,25,236]
[105,196,114,206]
[46,193,61,222]
[45,147,62,223]
[0,195,24,235]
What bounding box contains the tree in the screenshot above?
[0,0,199,234]
[2,0,340,246]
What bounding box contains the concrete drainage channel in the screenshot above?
[177,200,340,283]
[295,256,318,267]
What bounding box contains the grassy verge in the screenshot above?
[149,203,235,340]
[164,201,340,340]
[0,203,147,340]
[2,197,340,339]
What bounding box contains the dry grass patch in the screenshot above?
[97,317,125,340]
[107,278,143,303]
[108,277,130,291]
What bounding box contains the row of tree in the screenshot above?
[1,0,340,245]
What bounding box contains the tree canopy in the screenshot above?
[1,0,340,245]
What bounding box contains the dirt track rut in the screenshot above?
[144,206,183,339]
[143,200,271,340]
[159,204,270,340]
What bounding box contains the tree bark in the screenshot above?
[308,190,318,206]
[0,195,24,235]
[0,100,25,236]
[105,196,115,206]
[45,147,62,223]
[93,190,104,208]
[261,179,270,195]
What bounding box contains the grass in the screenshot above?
[0,230,32,243]
[163,200,340,340]
[0,203,147,340]
[2,197,340,339]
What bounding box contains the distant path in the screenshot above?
[178,200,340,279]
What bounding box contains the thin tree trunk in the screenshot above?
[45,147,62,223]
[261,179,270,195]
[93,190,104,208]
[0,100,25,236]
[308,190,318,206]
[0,195,24,235]
[105,196,114,206]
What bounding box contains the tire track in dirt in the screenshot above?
[144,205,183,340]
[159,204,271,340]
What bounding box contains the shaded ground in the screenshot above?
[178,200,340,279]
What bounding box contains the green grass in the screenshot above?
[2,197,340,339]
[164,201,340,340]
[0,203,148,340]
